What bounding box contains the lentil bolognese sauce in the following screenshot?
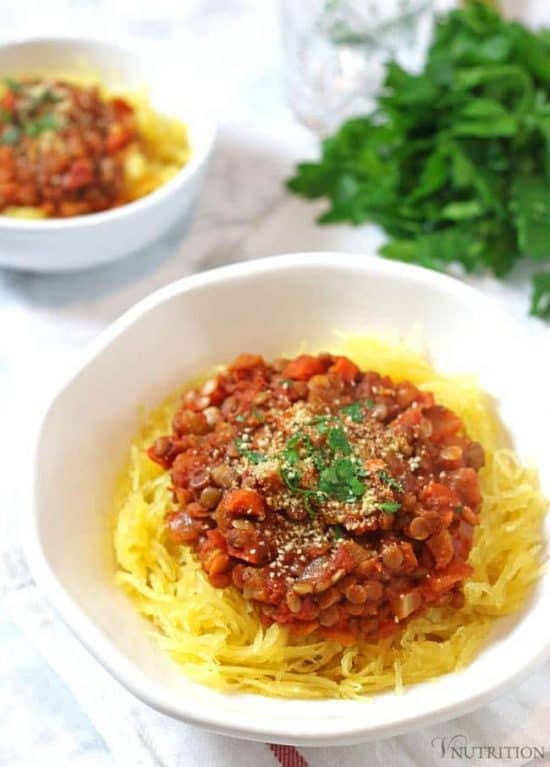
[148,352,486,646]
[0,77,136,216]
[0,75,190,218]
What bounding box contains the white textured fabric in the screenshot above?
[1,1,550,766]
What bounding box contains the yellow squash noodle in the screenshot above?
[113,335,546,699]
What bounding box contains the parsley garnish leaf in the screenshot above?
[0,125,20,145]
[530,272,550,318]
[25,113,62,137]
[378,470,404,493]
[4,77,22,93]
[341,401,363,422]
[327,427,351,455]
[379,502,401,515]
[235,437,266,465]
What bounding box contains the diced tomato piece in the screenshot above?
[166,511,204,543]
[171,452,204,488]
[61,159,94,190]
[426,561,473,594]
[226,527,269,565]
[282,354,325,381]
[391,404,424,431]
[105,123,132,153]
[1,90,16,111]
[217,489,265,520]
[424,406,462,443]
[450,468,482,509]
[112,97,134,115]
[334,540,365,571]
[426,529,454,570]
[205,529,227,551]
[229,354,265,372]
[420,481,459,510]
[330,356,359,381]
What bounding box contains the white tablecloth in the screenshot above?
[1,2,549,765]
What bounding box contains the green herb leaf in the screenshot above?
[235,438,266,465]
[327,427,352,455]
[341,401,363,422]
[29,87,63,109]
[379,502,401,515]
[318,458,366,502]
[530,272,550,318]
[25,113,61,137]
[0,108,11,123]
[0,125,20,145]
[281,465,302,490]
[377,470,404,492]
[511,176,550,260]
[310,415,331,434]
[332,525,345,541]
[4,77,22,93]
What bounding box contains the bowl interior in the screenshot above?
[30,255,550,743]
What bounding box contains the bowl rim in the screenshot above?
[0,34,217,231]
[25,252,550,745]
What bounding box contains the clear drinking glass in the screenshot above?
[281,0,435,133]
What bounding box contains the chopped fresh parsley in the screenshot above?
[530,272,550,318]
[309,415,331,434]
[341,401,363,422]
[25,113,62,137]
[282,432,314,465]
[279,413,369,510]
[327,427,351,455]
[287,1,550,319]
[331,525,345,541]
[0,126,20,145]
[235,414,246,422]
[365,399,375,409]
[0,108,11,123]
[235,437,266,464]
[4,77,22,93]
[378,470,404,493]
[379,501,401,515]
[318,459,366,503]
[29,88,62,109]
[281,465,302,490]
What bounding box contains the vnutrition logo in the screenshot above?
[430,734,547,761]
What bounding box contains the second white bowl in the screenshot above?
[0,36,216,272]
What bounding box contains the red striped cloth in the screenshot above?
[269,744,310,767]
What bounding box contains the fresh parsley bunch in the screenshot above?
[287,2,550,318]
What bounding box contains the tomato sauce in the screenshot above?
[0,77,136,216]
[149,353,485,644]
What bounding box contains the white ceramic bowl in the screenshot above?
[0,37,215,272]
[27,253,550,745]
